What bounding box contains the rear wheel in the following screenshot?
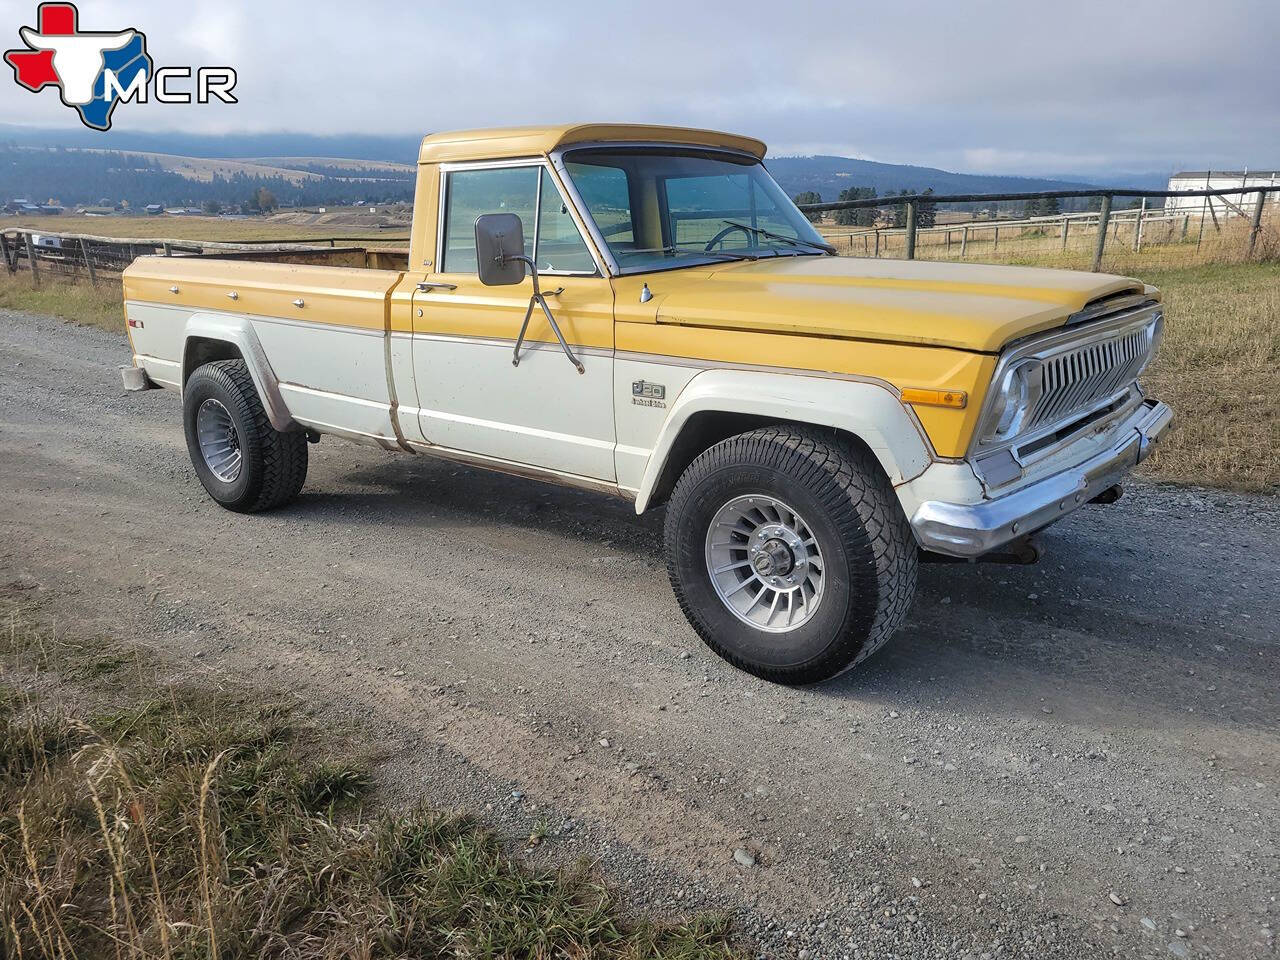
[664,426,917,684]
[183,359,307,512]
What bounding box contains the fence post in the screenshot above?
[162,242,173,257]
[1061,217,1069,250]
[1247,190,1266,260]
[1134,198,1146,252]
[874,229,880,258]
[1181,214,1189,241]
[0,234,12,275]
[79,238,98,285]
[1092,195,1112,272]
[904,200,917,260]
[960,224,968,257]
[993,226,999,252]
[23,232,40,287]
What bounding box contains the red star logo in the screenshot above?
[5,3,79,91]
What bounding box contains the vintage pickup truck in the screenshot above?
[121,123,1171,684]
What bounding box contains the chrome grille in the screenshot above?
[1024,319,1159,431]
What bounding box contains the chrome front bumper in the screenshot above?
[911,399,1174,558]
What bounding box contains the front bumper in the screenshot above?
[911,398,1173,558]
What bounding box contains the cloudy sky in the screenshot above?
[0,0,1276,176]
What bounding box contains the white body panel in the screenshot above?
[249,317,395,441]
[630,368,934,513]
[407,333,616,481]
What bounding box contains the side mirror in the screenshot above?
[474,213,527,286]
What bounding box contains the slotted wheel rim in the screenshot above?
[196,398,243,483]
[705,494,825,632]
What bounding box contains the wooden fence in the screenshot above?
[798,184,1280,270]
[0,229,411,286]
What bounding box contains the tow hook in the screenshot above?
[1089,484,1123,505]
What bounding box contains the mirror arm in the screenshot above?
[506,255,585,375]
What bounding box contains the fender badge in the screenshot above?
[632,380,666,408]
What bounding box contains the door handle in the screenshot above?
[417,281,457,292]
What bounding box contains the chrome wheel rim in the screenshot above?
[705,495,825,632]
[196,398,242,483]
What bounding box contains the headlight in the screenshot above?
[985,359,1043,441]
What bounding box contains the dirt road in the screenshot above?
[2,309,1277,959]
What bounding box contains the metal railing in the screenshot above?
[798,184,1280,271]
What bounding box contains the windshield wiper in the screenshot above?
[626,244,759,263]
[720,220,837,255]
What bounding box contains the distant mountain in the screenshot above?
[0,124,1167,210]
[764,155,1112,202]
[0,124,421,164]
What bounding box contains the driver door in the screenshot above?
[409,162,616,482]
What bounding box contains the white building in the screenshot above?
[1165,170,1279,214]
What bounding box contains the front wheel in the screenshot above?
[182,359,307,512]
[664,426,917,684]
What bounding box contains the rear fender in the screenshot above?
[182,313,296,432]
[633,369,933,513]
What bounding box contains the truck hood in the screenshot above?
[649,256,1150,352]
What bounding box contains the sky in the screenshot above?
[0,0,1276,177]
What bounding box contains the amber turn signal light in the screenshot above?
[901,388,967,409]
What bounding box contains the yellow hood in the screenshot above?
[648,256,1150,353]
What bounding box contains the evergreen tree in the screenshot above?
[793,191,823,223]
[916,187,938,228]
[834,186,877,226]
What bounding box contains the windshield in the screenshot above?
[561,147,831,274]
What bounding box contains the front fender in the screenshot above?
[633,369,933,513]
[182,313,296,432]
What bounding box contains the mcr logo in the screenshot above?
[5,3,237,131]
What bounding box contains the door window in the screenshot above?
[441,166,537,273]
[441,165,596,275]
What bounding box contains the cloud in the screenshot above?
[0,0,1275,175]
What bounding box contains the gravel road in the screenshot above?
[2,309,1277,959]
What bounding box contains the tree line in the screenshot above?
[0,146,415,212]
[792,186,938,228]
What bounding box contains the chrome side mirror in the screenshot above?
[474,213,527,286]
[473,212,584,375]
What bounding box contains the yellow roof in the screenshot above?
[417,123,767,164]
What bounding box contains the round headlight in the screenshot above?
[990,360,1042,439]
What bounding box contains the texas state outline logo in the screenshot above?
[5,2,237,131]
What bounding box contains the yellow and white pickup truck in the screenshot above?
[121,123,1172,684]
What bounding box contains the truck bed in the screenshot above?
[123,255,409,444]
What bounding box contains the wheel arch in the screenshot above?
[181,313,296,432]
[633,369,934,513]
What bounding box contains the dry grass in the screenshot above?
[0,270,123,332]
[819,207,1280,273]
[0,607,742,960]
[1136,262,1279,493]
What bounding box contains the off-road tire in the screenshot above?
[183,359,307,512]
[664,425,917,684]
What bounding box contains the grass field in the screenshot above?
[0,602,741,960]
[0,251,1273,494]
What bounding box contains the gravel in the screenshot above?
[2,308,1278,959]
